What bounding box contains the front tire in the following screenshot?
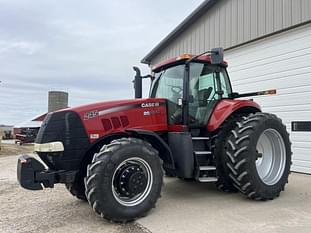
[65,177,87,201]
[225,113,292,200]
[85,138,163,222]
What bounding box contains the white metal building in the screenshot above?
[142,0,311,174]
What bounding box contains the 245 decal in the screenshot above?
[84,110,99,120]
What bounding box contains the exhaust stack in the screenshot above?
[133,67,142,99]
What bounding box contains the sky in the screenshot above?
[0,0,204,125]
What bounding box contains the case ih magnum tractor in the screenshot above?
[18,48,291,222]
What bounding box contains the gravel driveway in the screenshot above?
[1,155,311,233]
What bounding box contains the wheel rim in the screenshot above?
[112,157,153,207]
[256,129,286,185]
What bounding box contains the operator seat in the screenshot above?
[195,87,213,125]
[169,87,183,124]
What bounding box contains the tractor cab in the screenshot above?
[150,53,231,128]
[134,48,232,130]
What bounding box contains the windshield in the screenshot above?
[150,65,184,124]
[151,65,184,102]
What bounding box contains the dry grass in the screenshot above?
[0,143,34,157]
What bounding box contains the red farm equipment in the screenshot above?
[17,48,291,222]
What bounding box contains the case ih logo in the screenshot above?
[141,102,160,108]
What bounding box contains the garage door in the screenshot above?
[225,23,311,174]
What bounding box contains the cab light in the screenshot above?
[176,54,193,60]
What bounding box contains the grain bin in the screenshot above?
[48,91,68,112]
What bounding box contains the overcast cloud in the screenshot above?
[0,0,204,125]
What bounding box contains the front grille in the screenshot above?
[36,111,90,170]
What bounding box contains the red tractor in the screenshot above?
[18,48,292,222]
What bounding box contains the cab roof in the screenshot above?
[151,54,228,72]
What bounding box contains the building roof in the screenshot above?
[13,112,47,129]
[14,120,42,129]
[141,0,217,64]
[32,113,48,122]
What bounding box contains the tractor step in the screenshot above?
[199,166,216,171]
[194,151,212,155]
[198,177,218,182]
[192,137,210,140]
[193,137,215,182]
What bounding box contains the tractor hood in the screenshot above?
[66,98,166,121]
[55,98,168,142]
[69,99,147,115]
[35,98,168,170]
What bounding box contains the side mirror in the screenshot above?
[211,47,224,64]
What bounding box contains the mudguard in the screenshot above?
[207,99,261,132]
[126,129,175,169]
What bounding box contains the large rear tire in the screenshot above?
[214,115,243,192]
[225,113,292,200]
[85,138,163,222]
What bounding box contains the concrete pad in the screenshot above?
[1,155,310,233]
[138,175,311,233]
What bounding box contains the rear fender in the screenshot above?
[207,99,261,132]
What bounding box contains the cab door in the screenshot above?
[188,63,232,128]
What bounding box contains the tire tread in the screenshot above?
[225,112,292,201]
[85,137,163,223]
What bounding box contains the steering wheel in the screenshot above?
[171,86,182,95]
[210,92,218,102]
[170,106,197,124]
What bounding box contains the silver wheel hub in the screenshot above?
[112,157,153,207]
[256,129,286,185]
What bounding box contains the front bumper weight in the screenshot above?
[18,155,53,190]
[17,155,79,191]
[17,155,58,190]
